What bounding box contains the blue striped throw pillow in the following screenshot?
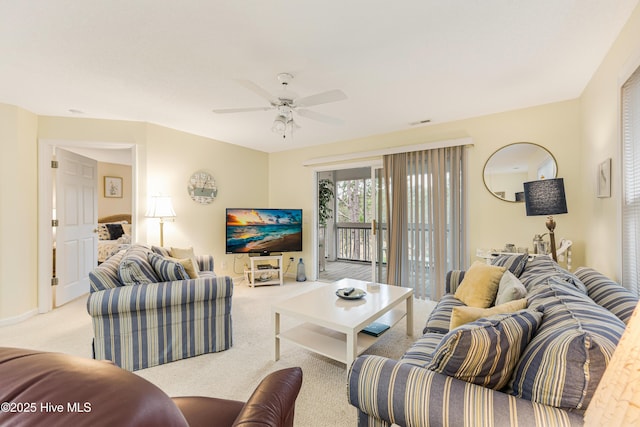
[426,308,543,390]
[508,277,626,410]
[148,252,190,282]
[151,245,172,257]
[491,253,528,277]
[118,245,159,285]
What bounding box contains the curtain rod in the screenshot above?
[302,137,473,167]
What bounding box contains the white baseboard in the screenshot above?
[0,308,38,327]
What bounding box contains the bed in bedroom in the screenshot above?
[97,214,132,263]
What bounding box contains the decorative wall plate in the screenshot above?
[187,170,217,204]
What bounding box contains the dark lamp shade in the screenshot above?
[523,178,568,216]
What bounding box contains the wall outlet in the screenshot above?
[221,261,228,270]
[289,257,294,262]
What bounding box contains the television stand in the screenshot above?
[244,254,283,287]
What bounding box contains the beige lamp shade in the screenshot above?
[145,195,176,218]
[145,195,176,247]
[584,301,640,426]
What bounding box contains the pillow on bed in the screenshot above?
[106,223,125,240]
[97,224,111,240]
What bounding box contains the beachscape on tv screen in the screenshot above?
[225,208,303,254]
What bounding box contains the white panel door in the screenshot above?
[55,149,97,306]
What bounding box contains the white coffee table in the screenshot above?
[272,278,413,367]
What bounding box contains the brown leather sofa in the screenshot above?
[0,347,302,427]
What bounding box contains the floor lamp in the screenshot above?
[145,195,176,247]
[523,178,568,262]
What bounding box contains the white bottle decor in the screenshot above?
[296,258,306,282]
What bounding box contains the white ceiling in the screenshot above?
[1,1,637,153]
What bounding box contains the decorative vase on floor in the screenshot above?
[296,258,306,282]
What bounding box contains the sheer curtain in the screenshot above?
[622,64,640,296]
[383,146,467,300]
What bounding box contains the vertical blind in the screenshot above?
[383,146,467,300]
[622,64,640,296]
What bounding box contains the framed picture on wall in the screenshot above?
[104,176,123,198]
[597,158,611,198]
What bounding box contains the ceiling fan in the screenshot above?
[212,73,347,139]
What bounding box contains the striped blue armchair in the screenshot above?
[87,245,233,371]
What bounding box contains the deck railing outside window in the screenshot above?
[335,222,451,270]
[335,222,387,263]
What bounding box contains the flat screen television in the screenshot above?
[225,208,303,255]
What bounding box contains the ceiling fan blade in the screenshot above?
[236,79,278,104]
[297,109,344,125]
[212,106,271,114]
[295,89,347,108]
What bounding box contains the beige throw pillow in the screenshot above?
[170,247,200,273]
[454,261,506,308]
[450,298,528,329]
[169,257,199,279]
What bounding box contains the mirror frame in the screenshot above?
[483,142,557,203]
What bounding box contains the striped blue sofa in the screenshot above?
[87,244,233,371]
[348,256,638,427]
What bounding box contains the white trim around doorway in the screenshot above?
[37,139,137,314]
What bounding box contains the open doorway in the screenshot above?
[317,166,386,283]
[38,140,136,313]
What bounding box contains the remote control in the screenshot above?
[343,287,355,296]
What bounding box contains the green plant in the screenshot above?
[318,179,334,227]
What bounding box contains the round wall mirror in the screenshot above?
[483,142,557,202]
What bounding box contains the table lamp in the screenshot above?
[523,178,567,262]
[145,195,176,247]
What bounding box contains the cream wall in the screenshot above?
[0,104,38,321]
[269,99,584,278]
[97,162,132,218]
[37,119,270,277]
[0,115,269,321]
[143,123,269,276]
[580,3,640,281]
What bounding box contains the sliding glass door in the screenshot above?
[316,164,386,283]
[371,166,386,283]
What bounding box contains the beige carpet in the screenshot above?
[0,280,436,427]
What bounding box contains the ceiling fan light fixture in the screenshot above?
[215,73,347,139]
[277,104,293,118]
[285,119,295,133]
[272,115,287,133]
[277,73,293,86]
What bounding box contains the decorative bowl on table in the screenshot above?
[336,288,366,300]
